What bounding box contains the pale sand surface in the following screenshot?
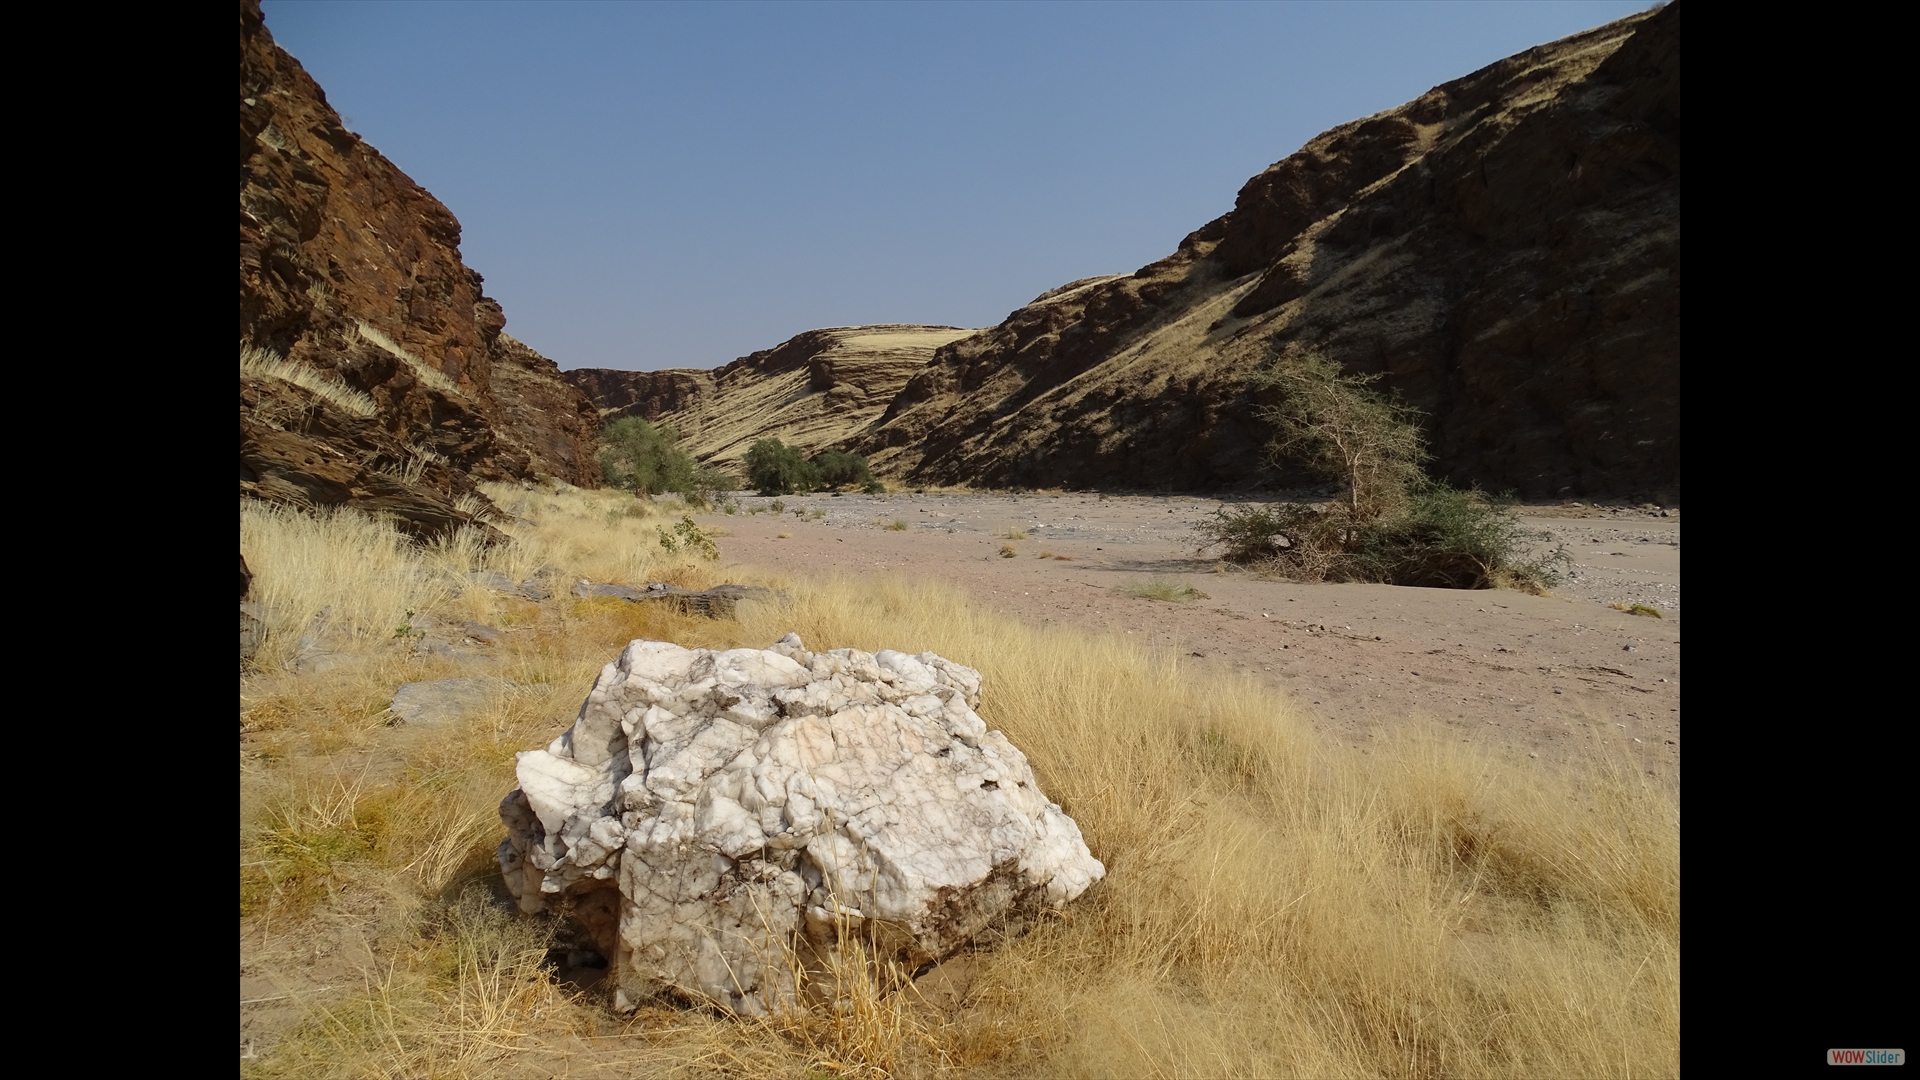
[699,491,1681,780]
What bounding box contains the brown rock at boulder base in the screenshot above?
[567,324,978,470]
[239,0,599,532]
[843,4,1676,500]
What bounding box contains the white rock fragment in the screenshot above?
[497,632,1104,1015]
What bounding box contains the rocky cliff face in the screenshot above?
[566,325,977,472]
[565,368,714,425]
[853,3,1678,499]
[239,0,599,536]
[531,5,1681,500]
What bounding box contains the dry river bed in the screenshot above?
[698,492,1680,781]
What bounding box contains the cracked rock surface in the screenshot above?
[498,633,1104,1014]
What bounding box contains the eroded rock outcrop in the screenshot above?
[599,6,1678,501]
[240,0,601,533]
[498,633,1103,1014]
[565,325,978,471]
[853,4,1680,499]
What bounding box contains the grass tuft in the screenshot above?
[1121,577,1209,602]
[240,344,378,418]
[356,320,461,396]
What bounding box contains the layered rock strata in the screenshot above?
[854,4,1680,499]
[565,325,977,471]
[239,0,600,534]
[588,5,1678,500]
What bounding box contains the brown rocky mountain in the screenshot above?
[565,325,977,473]
[584,4,1678,500]
[239,0,599,538]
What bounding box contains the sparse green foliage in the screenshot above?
[654,515,720,560]
[1206,350,1568,590]
[1361,484,1568,590]
[598,417,736,506]
[811,449,875,491]
[1256,350,1428,520]
[1198,487,1565,591]
[1195,503,1319,563]
[745,439,820,495]
[743,440,879,495]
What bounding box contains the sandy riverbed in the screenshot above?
[696,491,1681,779]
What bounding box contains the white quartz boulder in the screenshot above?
[497,633,1104,1015]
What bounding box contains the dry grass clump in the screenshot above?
[240,500,457,671]
[239,482,715,671]
[1611,602,1662,618]
[355,320,462,396]
[240,344,378,418]
[241,494,1678,1079]
[1120,577,1209,603]
[244,887,587,1078]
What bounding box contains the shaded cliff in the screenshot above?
[846,4,1679,498]
[239,0,600,536]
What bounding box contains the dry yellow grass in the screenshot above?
[240,344,378,418]
[241,490,1679,1079]
[356,320,462,396]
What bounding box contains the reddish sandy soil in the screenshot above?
[699,492,1680,781]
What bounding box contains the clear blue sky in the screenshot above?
[261,1,1651,372]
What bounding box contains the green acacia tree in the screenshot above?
[744,439,819,495]
[1255,350,1429,522]
[810,449,875,491]
[1195,349,1567,590]
[599,418,734,506]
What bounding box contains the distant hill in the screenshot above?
[566,325,978,473]
[580,4,1678,500]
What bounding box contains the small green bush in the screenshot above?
[745,439,820,496]
[599,417,735,507]
[1348,484,1568,591]
[1194,503,1318,563]
[811,449,875,490]
[743,440,880,495]
[655,516,719,560]
[1611,602,1662,618]
[1212,348,1569,591]
[1196,487,1566,591]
